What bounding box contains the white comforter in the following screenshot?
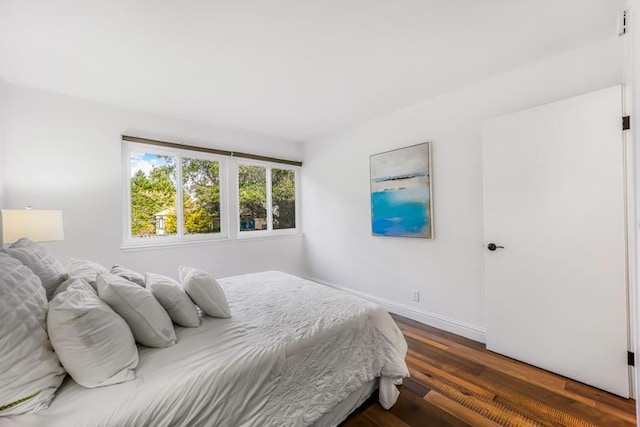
[3,271,408,427]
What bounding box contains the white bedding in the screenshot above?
[3,271,408,427]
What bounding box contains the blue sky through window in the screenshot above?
[130,152,172,177]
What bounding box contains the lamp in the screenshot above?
[1,209,65,244]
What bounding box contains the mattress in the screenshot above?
[3,271,408,427]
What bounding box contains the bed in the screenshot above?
[3,271,409,427]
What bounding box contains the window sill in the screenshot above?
[120,232,303,252]
[236,228,301,240]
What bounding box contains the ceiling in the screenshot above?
[0,0,625,141]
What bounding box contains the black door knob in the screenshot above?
[487,243,504,251]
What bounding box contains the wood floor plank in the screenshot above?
[457,348,629,417]
[340,314,636,427]
[402,329,450,351]
[447,343,568,391]
[424,391,502,427]
[387,386,471,427]
[404,336,485,376]
[565,379,637,411]
[393,315,486,351]
[406,354,496,399]
[446,343,622,415]
[590,402,637,425]
[406,350,574,426]
[400,376,431,397]
[408,367,540,427]
[363,404,410,427]
[479,367,634,426]
[341,413,380,427]
[478,368,603,427]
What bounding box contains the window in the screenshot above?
[182,157,222,235]
[124,143,226,245]
[123,140,300,247]
[238,164,267,231]
[238,162,297,234]
[271,168,296,230]
[130,153,178,237]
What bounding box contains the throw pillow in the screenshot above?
[111,264,145,287]
[0,252,66,415]
[178,266,231,318]
[146,272,200,328]
[6,238,68,300]
[48,279,138,388]
[97,272,176,347]
[66,257,109,290]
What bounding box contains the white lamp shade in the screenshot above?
[1,209,65,244]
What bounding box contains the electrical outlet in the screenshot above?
[412,290,420,302]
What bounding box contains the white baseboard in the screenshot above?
[308,277,486,343]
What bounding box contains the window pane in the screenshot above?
[239,165,267,231]
[182,158,221,234]
[272,168,296,230]
[130,153,177,237]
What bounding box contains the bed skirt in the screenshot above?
[313,379,378,427]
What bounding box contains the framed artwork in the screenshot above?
[370,142,433,239]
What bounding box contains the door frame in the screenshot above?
[623,82,636,399]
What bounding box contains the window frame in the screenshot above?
[122,141,301,249]
[122,141,229,248]
[235,158,301,239]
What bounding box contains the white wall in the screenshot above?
[2,84,305,279]
[2,35,628,343]
[302,36,625,342]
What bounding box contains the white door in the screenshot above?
[482,86,629,397]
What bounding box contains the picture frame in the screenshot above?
[369,142,433,239]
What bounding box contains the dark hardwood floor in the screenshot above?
[341,314,637,427]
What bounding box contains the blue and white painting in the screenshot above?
[370,142,432,239]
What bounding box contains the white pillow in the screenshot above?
[111,264,145,287]
[146,273,200,328]
[48,279,138,388]
[97,272,176,347]
[66,257,109,290]
[179,266,231,318]
[0,252,65,416]
[52,277,92,299]
[6,238,68,300]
